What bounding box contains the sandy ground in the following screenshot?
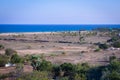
[0,31,120,74]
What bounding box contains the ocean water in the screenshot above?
[0,25,120,33]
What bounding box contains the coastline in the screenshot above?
[0,31,89,36]
[0,32,61,36]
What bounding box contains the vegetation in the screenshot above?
[107,30,120,48]
[0,44,4,50]
[11,54,24,64]
[0,50,120,80]
[94,48,101,52]
[5,48,17,56]
[0,28,120,80]
[0,55,9,67]
[16,71,52,80]
[112,41,120,48]
[98,43,108,50]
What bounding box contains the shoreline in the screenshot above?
[0,31,89,36]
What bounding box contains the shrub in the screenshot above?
[59,77,69,80]
[109,56,117,62]
[0,55,9,67]
[37,60,53,71]
[16,71,51,80]
[11,54,24,64]
[109,60,120,71]
[0,73,10,80]
[5,48,17,56]
[0,44,4,50]
[60,63,75,76]
[94,48,100,52]
[99,43,108,50]
[62,52,66,55]
[106,71,120,80]
[74,73,86,80]
[113,41,120,48]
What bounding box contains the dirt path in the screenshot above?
[17,46,89,55]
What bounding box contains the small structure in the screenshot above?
[5,62,16,67]
[118,33,120,37]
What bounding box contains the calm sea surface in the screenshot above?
[0,25,120,33]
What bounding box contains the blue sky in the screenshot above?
[0,0,120,24]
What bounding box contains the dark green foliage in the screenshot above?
[109,60,120,71]
[109,56,117,62]
[2,55,120,80]
[59,77,69,80]
[10,54,24,64]
[16,71,52,80]
[60,63,75,76]
[94,48,100,52]
[74,73,86,80]
[101,59,120,80]
[112,41,120,48]
[0,73,11,80]
[30,55,41,70]
[31,60,41,70]
[52,63,89,80]
[99,43,108,50]
[106,71,120,80]
[0,44,4,50]
[0,55,9,67]
[107,34,120,48]
[5,48,17,56]
[107,36,119,42]
[31,59,53,71]
[37,60,53,71]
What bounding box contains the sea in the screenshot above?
[0,24,120,33]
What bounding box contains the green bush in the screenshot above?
[60,63,75,76]
[59,77,69,80]
[106,71,120,80]
[10,54,24,64]
[16,71,51,80]
[99,43,108,50]
[109,56,117,62]
[110,60,120,71]
[113,41,120,48]
[5,48,17,56]
[0,44,4,50]
[37,60,53,71]
[94,48,100,52]
[0,55,9,67]
[74,73,86,80]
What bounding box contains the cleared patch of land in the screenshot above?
[0,31,119,67]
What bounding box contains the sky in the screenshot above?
[0,0,120,24]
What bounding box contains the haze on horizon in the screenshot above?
[0,0,120,24]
